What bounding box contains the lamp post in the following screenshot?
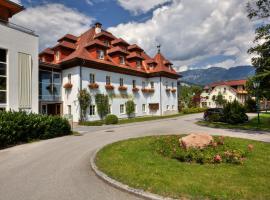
[253,81,260,125]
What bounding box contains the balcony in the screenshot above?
[0,19,36,36]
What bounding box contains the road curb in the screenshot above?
[90,148,178,200]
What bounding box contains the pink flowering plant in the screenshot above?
[153,135,253,165]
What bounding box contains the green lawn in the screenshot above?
[197,113,270,132]
[96,136,270,200]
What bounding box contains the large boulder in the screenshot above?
[179,134,213,149]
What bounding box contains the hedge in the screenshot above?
[0,111,71,149]
[182,107,206,114]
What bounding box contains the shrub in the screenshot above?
[0,111,71,149]
[105,114,118,125]
[245,97,257,113]
[125,100,135,118]
[208,113,222,122]
[182,107,206,114]
[77,89,91,122]
[79,120,104,126]
[223,100,248,124]
[95,94,109,120]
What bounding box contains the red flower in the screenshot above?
[214,154,222,163]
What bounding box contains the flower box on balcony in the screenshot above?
[142,88,155,93]
[166,88,171,92]
[88,83,99,89]
[171,89,177,93]
[132,87,139,92]
[63,83,73,89]
[105,84,114,90]
[118,86,127,91]
[148,88,155,93]
[141,88,148,93]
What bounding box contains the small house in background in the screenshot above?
[0,0,39,112]
[200,79,248,108]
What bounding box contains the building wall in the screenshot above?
[62,66,178,122]
[0,23,39,113]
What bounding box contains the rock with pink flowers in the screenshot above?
[179,133,213,149]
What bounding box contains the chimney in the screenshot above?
[95,22,102,34]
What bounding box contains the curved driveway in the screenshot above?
[0,113,269,200]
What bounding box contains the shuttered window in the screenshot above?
[18,53,32,109]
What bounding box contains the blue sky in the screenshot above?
[13,0,257,71]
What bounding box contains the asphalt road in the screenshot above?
[0,113,269,200]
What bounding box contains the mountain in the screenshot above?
[180,66,255,86]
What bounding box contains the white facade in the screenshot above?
[62,67,178,122]
[0,22,39,113]
[200,85,247,108]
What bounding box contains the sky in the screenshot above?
[10,0,257,72]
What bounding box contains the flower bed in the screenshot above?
[88,83,99,89]
[63,82,73,89]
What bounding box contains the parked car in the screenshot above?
[203,108,224,121]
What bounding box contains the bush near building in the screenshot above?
[105,114,119,125]
[0,111,71,149]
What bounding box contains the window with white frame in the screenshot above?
[106,76,111,85]
[136,60,141,68]
[165,81,168,89]
[171,82,174,89]
[89,73,95,84]
[68,105,71,115]
[0,49,7,105]
[120,78,124,86]
[150,81,154,89]
[119,56,125,64]
[55,51,60,61]
[97,49,105,60]
[172,105,175,110]
[142,81,145,89]
[104,40,109,47]
[166,105,170,110]
[68,74,71,83]
[132,80,136,88]
[89,105,95,116]
[142,104,146,112]
[120,104,125,114]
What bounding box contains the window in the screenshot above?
[68,105,71,115]
[119,56,125,64]
[104,40,109,47]
[68,74,71,83]
[136,60,141,68]
[18,53,32,109]
[55,51,60,61]
[120,78,124,86]
[172,82,174,89]
[165,81,168,89]
[97,49,105,60]
[120,104,125,114]
[166,105,170,110]
[142,104,146,112]
[172,105,175,110]
[142,81,145,89]
[89,73,95,84]
[132,80,136,88]
[0,49,7,105]
[106,76,111,85]
[150,81,154,89]
[89,105,95,116]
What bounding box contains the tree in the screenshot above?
[214,93,227,108]
[95,94,109,120]
[125,100,135,118]
[77,89,91,122]
[179,85,203,108]
[247,0,270,99]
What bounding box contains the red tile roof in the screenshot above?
[107,46,129,55]
[52,41,77,50]
[58,34,78,43]
[84,39,108,49]
[111,38,129,46]
[39,26,180,79]
[206,79,247,89]
[40,48,54,55]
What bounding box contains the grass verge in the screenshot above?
[197,113,270,132]
[96,135,270,200]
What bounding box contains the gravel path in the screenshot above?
[0,113,269,200]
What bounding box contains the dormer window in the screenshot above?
[120,56,125,64]
[97,49,105,60]
[55,51,60,61]
[104,40,109,47]
[136,60,141,68]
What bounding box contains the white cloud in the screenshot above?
[109,0,255,71]
[10,0,21,4]
[11,3,94,50]
[85,0,93,6]
[117,0,172,15]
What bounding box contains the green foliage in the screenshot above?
[0,111,71,148]
[79,120,104,126]
[182,107,206,114]
[105,114,119,125]
[247,0,270,99]
[223,100,248,124]
[125,100,135,118]
[155,135,249,165]
[95,94,109,120]
[208,113,222,122]
[214,92,227,107]
[77,89,91,122]
[179,85,203,108]
[245,97,257,112]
